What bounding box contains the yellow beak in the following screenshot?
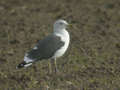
[68,24,72,27]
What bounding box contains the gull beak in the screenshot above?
[66,23,72,29]
[68,24,72,27]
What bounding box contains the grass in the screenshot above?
[0,0,120,90]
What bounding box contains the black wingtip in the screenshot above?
[16,61,33,69]
[16,61,26,69]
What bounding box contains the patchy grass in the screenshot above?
[0,0,120,89]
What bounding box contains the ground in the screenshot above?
[0,0,120,90]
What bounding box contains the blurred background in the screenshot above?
[0,0,120,89]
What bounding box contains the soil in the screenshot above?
[0,0,120,90]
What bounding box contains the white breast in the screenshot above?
[52,29,70,59]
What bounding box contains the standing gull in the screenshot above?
[16,19,70,72]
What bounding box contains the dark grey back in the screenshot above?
[27,34,64,61]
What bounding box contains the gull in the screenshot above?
[16,19,70,73]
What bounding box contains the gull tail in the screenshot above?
[16,61,32,69]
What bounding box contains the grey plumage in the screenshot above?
[27,34,64,61]
[16,19,69,70]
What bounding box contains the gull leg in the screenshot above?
[48,60,52,74]
[54,58,58,73]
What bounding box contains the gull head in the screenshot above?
[53,19,69,30]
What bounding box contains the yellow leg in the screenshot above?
[54,58,58,73]
[48,60,52,74]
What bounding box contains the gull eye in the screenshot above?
[59,22,63,25]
